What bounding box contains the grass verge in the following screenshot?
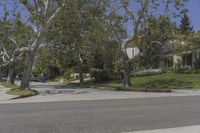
[131,73,200,89]
[85,80,123,90]
[87,73,200,90]
[0,82,38,97]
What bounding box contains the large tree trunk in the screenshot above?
[7,61,15,84]
[20,50,36,90]
[121,39,132,89]
[122,52,131,89]
[78,57,84,85]
[0,71,2,81]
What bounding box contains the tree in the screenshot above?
[111,0,189,89]
[0,0,32,84]
[46,0,114,85]
[138,16,178,69]
[180,12,193,35]
[19,0,66,89]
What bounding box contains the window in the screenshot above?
[182,54,192,67]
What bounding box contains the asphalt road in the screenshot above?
[1,96,200,133]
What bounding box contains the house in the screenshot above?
[126,47,140,59]
[126,40,195,69]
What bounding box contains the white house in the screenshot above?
[126,47,140,59]
[126,40,195,69]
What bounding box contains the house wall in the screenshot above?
[126,47,140,59]
[173,55,182,68]
[173,53,195,69]
[126,46,195,69]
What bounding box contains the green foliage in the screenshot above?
[137,16,177,69]
[88,72,200,90]
[0,82,36,96]
[180,13,193,34]
[89,68,98,78]
[33,48,63,79]
[114,59,124,73]
[89,68,117,83]
[173,68,200,74]
[63,69,73,79]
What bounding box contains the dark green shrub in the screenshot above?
[172,68,200,74]
[75,75,79,79]
[63,69,72,79]
[89,68,98,78]
[89,68,117,83]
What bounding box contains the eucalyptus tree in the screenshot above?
[46,0,112,85]
[0,0,32,84]
[138,16,178,69]
[110,0,189,89]
[19,0,66,89]
[0,20,31,84]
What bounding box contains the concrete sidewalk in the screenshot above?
[1,87,200,104]
[124,125,200,133]
[0,85,17,101]
[2,81,200,104]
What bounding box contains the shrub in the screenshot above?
[173,68,200,74]
[89,68,117,83]
[89,68,98,78]
[63,69,73,79]
[75,75,79,79]
[133,69,165,77]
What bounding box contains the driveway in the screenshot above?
[1,81,200,104]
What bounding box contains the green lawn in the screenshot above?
[88,73,200,90]
[132,73,200,89]
[86,80,123,90]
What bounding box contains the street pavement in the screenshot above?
[1,81,200,104]
[1,96,200,133]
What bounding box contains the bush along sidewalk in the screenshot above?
[0,82,38,99]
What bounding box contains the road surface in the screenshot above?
[1,96,200,133]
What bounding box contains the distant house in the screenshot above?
[126,40,195,69]
[126,46,140,59]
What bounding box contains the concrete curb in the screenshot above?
[10,90,39,100]
[126,88,172,93]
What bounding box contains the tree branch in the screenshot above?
[133,0,148,37]
[8,37,19,49]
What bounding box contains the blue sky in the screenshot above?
[185,0,200,31]
[0,0,200,32]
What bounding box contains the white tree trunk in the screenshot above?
[121,38,132,89]
[7,61,15,84]
[78,55,84,85]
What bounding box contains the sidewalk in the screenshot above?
[124,125,200,133]
[2,81,200,104]
[0,85,17,101]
